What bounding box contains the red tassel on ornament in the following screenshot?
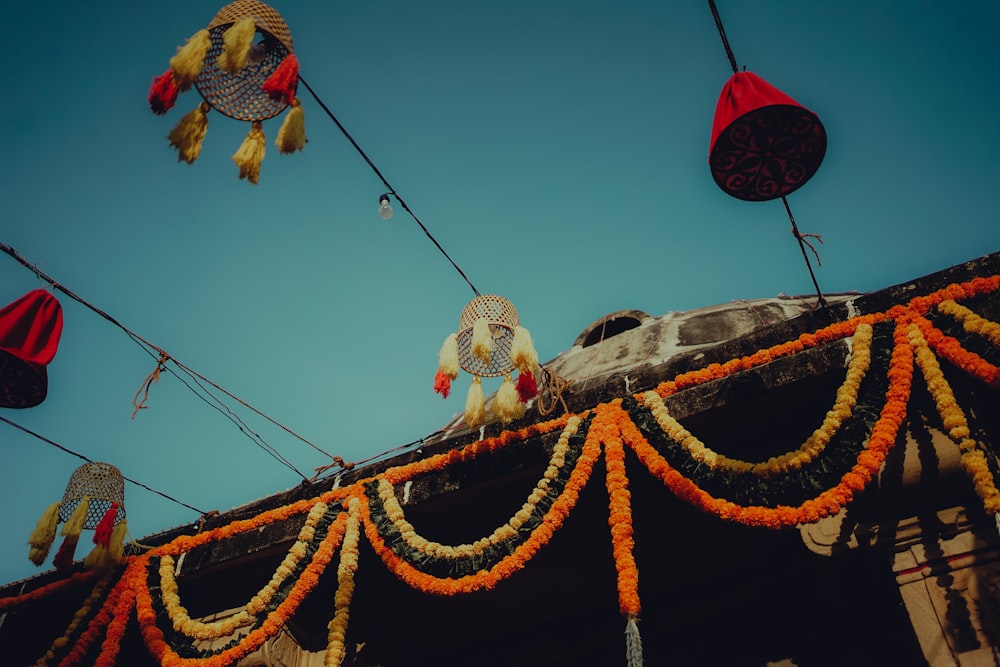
[53,535,79,570]
[516,371,538,402]
[262,53,299,104]
[92,502,119,548]
[148,69,180,115]
[433,369,452,399]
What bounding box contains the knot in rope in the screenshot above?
[131,351,171,419]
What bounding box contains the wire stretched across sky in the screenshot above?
[0,414,205,515]
[0,241,336,482]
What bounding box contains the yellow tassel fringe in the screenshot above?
[233,122,266,184]
[168,102,210,164]
[276,99,307,154]
[84,518,127,572]
[169,29,211,91]
[28,501,62,566]
[219,18,257,74]
[465,377,487,428]
[62,497,90,539]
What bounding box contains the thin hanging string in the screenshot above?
[0,415,205,515]
[781,196,827,307]
[297,75,481,297]
[0,242,339,480]
[706,1,827,307]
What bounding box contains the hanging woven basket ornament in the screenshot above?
[0,289,63,409]
[433,295,541,428]
[27,462,128,572]
[147,0,307,184]
[709,71,827,201]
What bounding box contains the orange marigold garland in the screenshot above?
[639,323,873,479]
[908,322,1000,515]
[623,321,913,528]
[360,415,602,595]
[920,309,1000,387]
[159,500,332,642]
[136,511,348,666]
[592,402,641,618]
[31,573,117,667]
[0,570,98,612]
[372,415,583,567]
[593,401,644,664]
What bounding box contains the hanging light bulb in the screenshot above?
[378,193,394,220]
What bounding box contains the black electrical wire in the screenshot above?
[0,242,337,478]
[708,0,740,74]
[0,415,205,515]
[297,75,481,297]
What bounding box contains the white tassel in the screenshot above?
[464,377,486,428]
[471,317,493,365]
[625,617,644,667]
[510,325,540,374]
[494,375,524,424]
[439,333,460,379]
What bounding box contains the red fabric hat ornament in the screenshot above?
[709,71,826,202]
[0,289,64,408]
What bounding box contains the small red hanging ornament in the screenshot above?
[148,69,180,116]
[515,371,538,403]
[433,368,452,399]
[709,71,826,202]
[262,52,299,104]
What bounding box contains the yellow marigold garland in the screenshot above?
[938,299,1000,347]
[908,322,1000,514]
[31,573,116,667]
[360,416,602,595]
[376,415,582,560]
[158,500,330,641]
[135,511,348,667]
[325,497,362,667]
[624,321,914,528]
[639,325,873,478]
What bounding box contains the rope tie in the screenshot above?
[311,456,356,482]
[537,366,573,416]
[132,351,171,419]
[782,196,827,308]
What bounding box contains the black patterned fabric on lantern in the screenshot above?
[709,71,826,202]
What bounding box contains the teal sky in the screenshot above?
[2,1,999,585]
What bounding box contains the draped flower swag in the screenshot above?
[7,273,1000,667]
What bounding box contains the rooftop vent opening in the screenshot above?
[576,310,649,348]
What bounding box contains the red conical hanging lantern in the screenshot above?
[0,289,63,408]
[709,71,826,202]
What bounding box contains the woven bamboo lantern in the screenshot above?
[147,0,307,183]
[709,71,826,201]
[28,462,128,571]
[433,295,541,428]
